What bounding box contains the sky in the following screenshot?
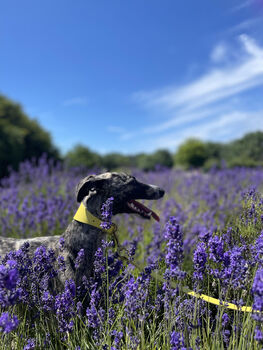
[1,0,263,155]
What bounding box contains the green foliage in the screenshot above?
[174,132,263,170]
[151,149,174,168]
[133,153,156,171]
[175,138,208,169]
[223,131,263,168]
[65,144,102,169]
[231,131,263,162]
[64,147,174,172]
[204,141,224,160]
[101,152,130,170]
[131,150,174,171]
[0,95,59,177]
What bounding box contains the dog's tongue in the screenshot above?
[130,199,160,222]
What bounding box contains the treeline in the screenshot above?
[0,94,263,177]
[0,95,59,178]
[65,132,263,171]
[65,145,173,171]
[174,134,263,170]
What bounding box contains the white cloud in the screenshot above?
[134,35,263,114]
[240,34,263,57]
[114,34,263,152]
[139,105,228,135]
[210,43,227,62]
[62,96,88,106]
[231,0,254,12]
[229,18,262,33]
[151,110,263,151]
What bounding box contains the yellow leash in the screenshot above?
[185,290,253,312]
[74,203,255,314]
[115,242,255,314]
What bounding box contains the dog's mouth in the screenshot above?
[126,199,160,222]
[111,179,164,221]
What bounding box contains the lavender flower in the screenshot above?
[55,279,76,332]
[76,301,83,315]
[23,338,36,350]
[195,336,201,350]
[164,217,185,280]
[41,291,54,311]
[0,264,19,290]
[57,255,66,272]
[254,327,263,344]
[252,268,263,321]
[0,312,19,334]
[223,330,231,346]
[208,235,224,263]
[100,197,114,230]
[170,331,187,350]
[59,237,65,251]
[111,330,123,349]
[86,305,105,329]
[222,313,229,327]
[220,245,248,290]
[75,249,85,269]
[193,241,207,282]
[44,333,51,346]
[253,231,263,267]
[0,264,20,307]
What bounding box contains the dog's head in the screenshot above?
[75,172,165,221]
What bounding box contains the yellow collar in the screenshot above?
[73,202,116,235]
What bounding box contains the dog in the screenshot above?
[0,172,165,290]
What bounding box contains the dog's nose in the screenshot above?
[159,188,165,197]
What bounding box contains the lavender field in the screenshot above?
[1,157,263,349]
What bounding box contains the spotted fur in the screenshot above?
[0,172,165,291]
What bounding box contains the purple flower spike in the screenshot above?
[193,242,207,282]
[254,327,263,344]
[75,249,85,269]
[0,312,19,334]
[164,217,185,280]
[100,197,114,230]
[59,237,65,251]
[23,338,36,350]
[252,268,263,321]
[170,331,187,350]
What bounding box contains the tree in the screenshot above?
[175,138,208,169]
[65,145,102,169]
[222,131,263,168]
[151,149,174,169]
[134,153,156,171]
[131,149,174,171]
[101,153,130,170]
[202,142,225,170]
[0,95,59,178]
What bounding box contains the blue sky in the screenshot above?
[1,0,263,155]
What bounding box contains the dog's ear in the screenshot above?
[75,175,106,202]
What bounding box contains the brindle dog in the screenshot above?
[0,172,165,290]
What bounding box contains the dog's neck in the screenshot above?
[84,191,105,219]
[73,192,116,234]
[73,202,116,234]
[82,191,107,220]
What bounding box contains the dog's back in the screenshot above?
[0,235,60,260]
